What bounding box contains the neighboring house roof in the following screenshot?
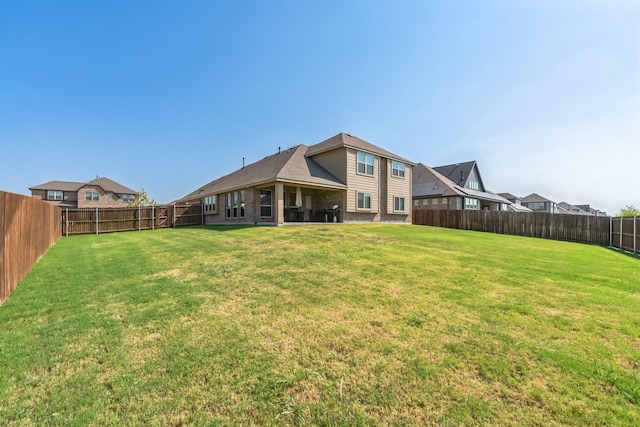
[29,177,135,194]
[558,202,592,215]
[179,144,347,202]
[522,193,555,203]
[305,132,415,165]
[84,177,136,195]
[498,192,519,201]
[29,180,86,192]
[412,163,509,204]
[433,161,484,189]
[508,203,533,212]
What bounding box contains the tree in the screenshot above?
[615,205,640,217]
[128,188,156,207]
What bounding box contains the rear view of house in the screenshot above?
[179,132,414,225]
[30,177,137,208]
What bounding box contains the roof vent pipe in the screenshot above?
[242,157,245,169]
[460,171,464,182]
[278,146,281,154]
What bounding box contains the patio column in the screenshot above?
[275,182,284,225]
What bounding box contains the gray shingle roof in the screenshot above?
[522,193,555,203]
[179,145,346,202]
[305,132,415,165]
[433,161,481,187]
[30,177,135,194]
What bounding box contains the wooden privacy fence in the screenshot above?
[1,191,61,303]
[61,205,204,236]
[610,216,639,254]
[412,210,611,246]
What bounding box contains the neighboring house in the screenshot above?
[575,204,607,217]
[557,202,593,216]
[498,193,532,213]
[521,193,558,213]
[30,177,137,208]
[412,161,509,211]
[179,132,414,225]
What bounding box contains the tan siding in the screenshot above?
[309,149,347,183]
[386,161,412,214]
[346,149,379,213]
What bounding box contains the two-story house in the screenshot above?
[30,177,137,208]
[178,132,414,225]
[412,161,509,211]
[521,193,558,214]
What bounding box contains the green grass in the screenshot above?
[0,224,638,426]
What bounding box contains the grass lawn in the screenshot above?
[0,224,638,426]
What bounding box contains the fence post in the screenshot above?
[620,216,624,250]
[152,205,155,230]
[138,205,141,231]
[66,207,69,237]
[173,204,176,228]
[609,216,612,248]
[95,207,99,235]
[634,216,637,254]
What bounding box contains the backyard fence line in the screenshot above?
[1,191,61,304]
[610,216,639,255]
[412,209,611,247]
[61,204,204,236]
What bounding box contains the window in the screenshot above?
[260,190,272,217]
[394,196,405,212]
[357,152,374,175]
[468,180,479,190]
[422,199,429,206]
[528,202,546,210]
[464,198,478,210]
[391,161,405,178]
[441,198,447,205]
[357,192,371,209]
[204,195,217,213]
[107,192,115,199]
[85,191,99,201]
[122,194,134,203]
[47,190,62,200]
[413,199,419,206]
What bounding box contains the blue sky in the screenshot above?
[1,1,638,214]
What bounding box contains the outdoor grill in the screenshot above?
[324,205,340,223]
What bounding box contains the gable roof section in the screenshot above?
[179,145,346,202]
[305,132,414,165]
[29,180,85,192]
[29,177,135,194]
[433,160,484,189]
[84,177,136,194]
[413,162,509,204]
[412,163,466,198]
[522,193,555,203]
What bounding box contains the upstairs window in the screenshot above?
[85,191,99,201]
[122,194,135,203]
[528,202,546,210]
[357,152,374,175]
[391,161,405,178]
[468,180,479,190]
[47,190,62,200]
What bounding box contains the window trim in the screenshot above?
[260,189,272,218]
[356,151,375,176]
[391,160,405,178]
[204,195,217,214]
[47,190,63,201]
[394,196,405,212]
[357,191,372,210]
